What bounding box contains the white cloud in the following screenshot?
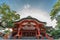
[24,4,31,9]
[16,4,57,28]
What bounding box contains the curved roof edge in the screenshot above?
[15,16,46,24]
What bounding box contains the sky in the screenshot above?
[0,0,57,28]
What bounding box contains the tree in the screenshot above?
[50,0,60,29]
[50,30,60,39]
[50,0,60,20]
[50,0,60,38]
[0,3,20,28]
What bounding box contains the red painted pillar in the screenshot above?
[19,25,22,38]
[16,27,20,39]
[38,29,40,36]
[19,30,22,38]
[36,28,40,39]
[36,24,40,39]
[45,33,48,39]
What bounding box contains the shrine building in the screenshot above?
[11,16,53,39]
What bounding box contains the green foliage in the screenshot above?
[4,29,10,34]
[50,0,60,39]
[55,15,60,29]
[53,0,60,8]
[50,30,60,38]
[0,3,20,28]
[50,0,60,20]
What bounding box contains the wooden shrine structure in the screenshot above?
[11,16,53,39]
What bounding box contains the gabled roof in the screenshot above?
[15,16,46,24]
